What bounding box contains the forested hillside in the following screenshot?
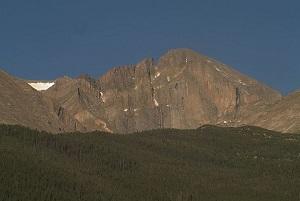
[0,125,299,201]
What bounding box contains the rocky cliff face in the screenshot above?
[44,75,112,133]
[2,48,298,133]
[93,49,282,133]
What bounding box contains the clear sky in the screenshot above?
[0,0,299,94]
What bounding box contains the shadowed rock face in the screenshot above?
[2,48,298,133]
[0,70,80,133]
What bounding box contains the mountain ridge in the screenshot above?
[1,48,299,133]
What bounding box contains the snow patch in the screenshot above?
[124,108,138,112]
[238,80,247,86]
[153,98,159,107]
[167,76,170,82]
[215,67,221,72]
[100,92,106,103]
[154,72,161,79]
[28,82,55,91]
[223,121,228,124]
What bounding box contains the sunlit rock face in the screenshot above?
[44,49,281,133]
[243,91,300,133]
[3,49,295,134]
[91,48,281,133]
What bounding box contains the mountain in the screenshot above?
[1,48,298,133]
[91,49,282,133]
[43,48,282,133]
[0,70,81,133]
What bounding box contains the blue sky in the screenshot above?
[0,0,299,94]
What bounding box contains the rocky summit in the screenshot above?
[0,49,299,133]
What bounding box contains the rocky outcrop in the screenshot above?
[44,75,112,133]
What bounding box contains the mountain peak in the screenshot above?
[160,48,202,59]
[158,48,214,68]
[77,73,93,79]
[0,69,13,78]
[164,48,201,56]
